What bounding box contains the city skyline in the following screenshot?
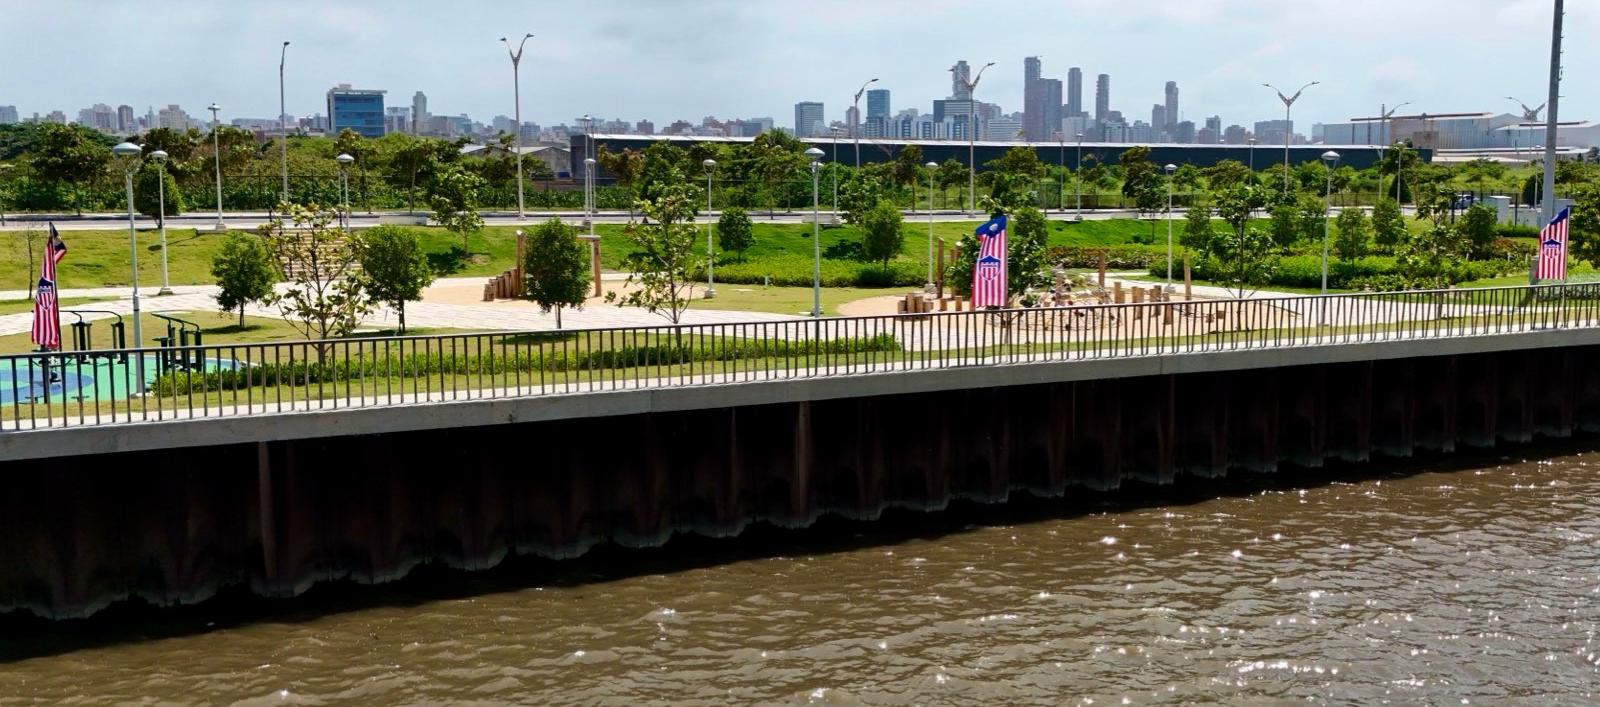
[4,0,1594,135]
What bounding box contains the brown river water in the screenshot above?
[2,447,1599,705]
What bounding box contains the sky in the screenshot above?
[4,0,1595,132]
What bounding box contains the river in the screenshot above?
[2,447,1598,705]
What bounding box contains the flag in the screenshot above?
[1534,207,1570,282]
[970,215,1008,308]
[30,224,67,351]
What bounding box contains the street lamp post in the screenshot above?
[112,142,145,389]
[1056,132,1065,214]
[151,150,172,295]
[583,157,596,229]
[207,103,226,231]
[501,33,533,221]
[1263,81,1319,194]
[830,126,842,216]
[1375,102,1410,203]
[1164,163,1176,290]
[805,147,825,317]
[952,61,994,216]
[852,78,879,168]
[703,158,717,299]
[925,161,938,289]
[1248,137,1257,216]
[1320,151,1341,296]
[279,41,290,204]
[336,153,354,234]
[1074,132,1084,221]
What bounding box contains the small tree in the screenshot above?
[943,206,1050,302]
[1571,182,1600,267]
[1371,198,1407,253]
[1267,201,1300,252]
[717,206,755,262]
[211,232,277,326]
[261,202,371,342]
[1333,208,1371,261]
[611,182,700,324]
[860,201,904,270]
[355,226,434,333]
[1181,203,1214,251]
[520,218,591,329]
[426,161,485,248]
[1206,186,1277,298]
[133,161,185,224]
[1459,202,1497,259]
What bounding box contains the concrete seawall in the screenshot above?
[4,334,1600,618]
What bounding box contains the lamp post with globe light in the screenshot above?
[151,149,173,295]
[1164,163,1176,290]
[112,142,146,388]
[336,153,354,234]
[207,103,226,231]
[926,161,938,289]
[806,147,825,317]
[703,158,717,298]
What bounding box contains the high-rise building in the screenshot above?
[866,89,890,120]
[1024,56,1041,84]
[385,107,411,134]
[845,106,860,137]
[1025,78,1062,141]
[0,105,17,124]
[46,110,67,124]
[635,119,655,135]
[951,61,971,100]
[794,101,824,138]
[326,84,386,138]
[116,105,134,133]
[1094,74,1110,122]
[1164,81,1179,131]
[1223,124,1249,144]
[1174,120,1195,144]
[1151,105,1167,136]
[156,104,191,131]
[411,92,428,134]
[1066,68,1083,117]
[1254,119,1293,147]
[77,104,117,133]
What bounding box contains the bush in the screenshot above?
[1495,223,1539,239]
[860,201,905,269]
[1170,254,1514,290]
[716,207,755,261]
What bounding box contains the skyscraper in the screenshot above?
[1094,74,1110,122]
[411,91,428,134]
[1066,68,1083,117]
[0,105,17,124]
[794,101,824,137]
[1151,105,1167,136]
[866,89,890,120]
[951,61,971,100]
[1024,56,1041,84]
[116,105,134,133]
[1026,77,1062,141]
[1164,81,1179,131]
[327,84,387,138]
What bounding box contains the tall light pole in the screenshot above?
[112,142,145,389]
[1074,132,1084,222]
[1376,102,1409,203]
[501,33,533,221]
[953,61,994,216]
[207,103,226,231]
[1163,163,1176,290]
[830,126,842,215]
[279,41,290,204]
[151,150,173,295]
[703,158,717,299]
[1539,0,1564,226]
[852,77,879,168]
[583,157,595,227]
[1320,151,1341,295]
[925,161,938,289]
[336,153,354,234]
[805,147,825,317]
[1263,81,1318,194]
[1056,132,1065,214]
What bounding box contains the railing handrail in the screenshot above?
[5,282,1588,361]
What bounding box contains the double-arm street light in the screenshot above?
[501,33,534,221]
[953,62,994,216]
[805,147,825,317]
[1375,102,1410,202]
[1263,81,1318,193]
[925,161,938,289]
[111,142,146,388]
[150,150,172,295]
[703,158,717,299]
[207,103,226,231]
[279,41,290,204]
[1320,150,1341,296]
[851,78,879,168]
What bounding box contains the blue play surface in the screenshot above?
[0,354,241,405]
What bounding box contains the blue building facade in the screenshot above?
[326,85,387,138]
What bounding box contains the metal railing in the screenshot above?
[4,283,1599,431]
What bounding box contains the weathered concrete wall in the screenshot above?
[4,344,1600,619]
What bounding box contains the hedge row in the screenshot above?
[1047,245,1167,270]
[1161,255,1519,290]
[152,334,901,396]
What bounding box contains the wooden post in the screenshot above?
[1132,286,1144,319]
[936,238,947,298]
[1097,250,1107,288]
[514,230,527,297]
[1113,281,1124,304]
[578,234,602,298]
[1183,252,1193,301]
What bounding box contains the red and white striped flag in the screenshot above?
[970,215,1008,308]
[30,224,67,351]
[1534,207,1570,282]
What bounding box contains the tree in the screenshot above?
[935,158,967,206]
[749,131,805,219]
[860,201,904,270]
[1119,145,1163,213]
[1181,203,1214,251]
[610,181,700,324]
[520,217,590,328]
[133,160,185,223]
[425,161,485,247]
[355,226,434,333]
[986,146,1046,179]
[597,147,645,218]
[1267,201,1300,252]
[1371,198,1407,253]
[333,128,376,212]
[1295,194,1328,252]
[891,144,925,195]
[1571,182,1600,267]
[1401,182,1471,291]
[944,206,1050,303]
[28,123,109,215]
[1333,208,1371,261]
[838,169,889,225]
[717,206,755,262]
[1201,159,1251,190]
[211,232,277,326]
[1459,202,1497,259]
[261,202,371,342]
[1203,186,1277,297]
